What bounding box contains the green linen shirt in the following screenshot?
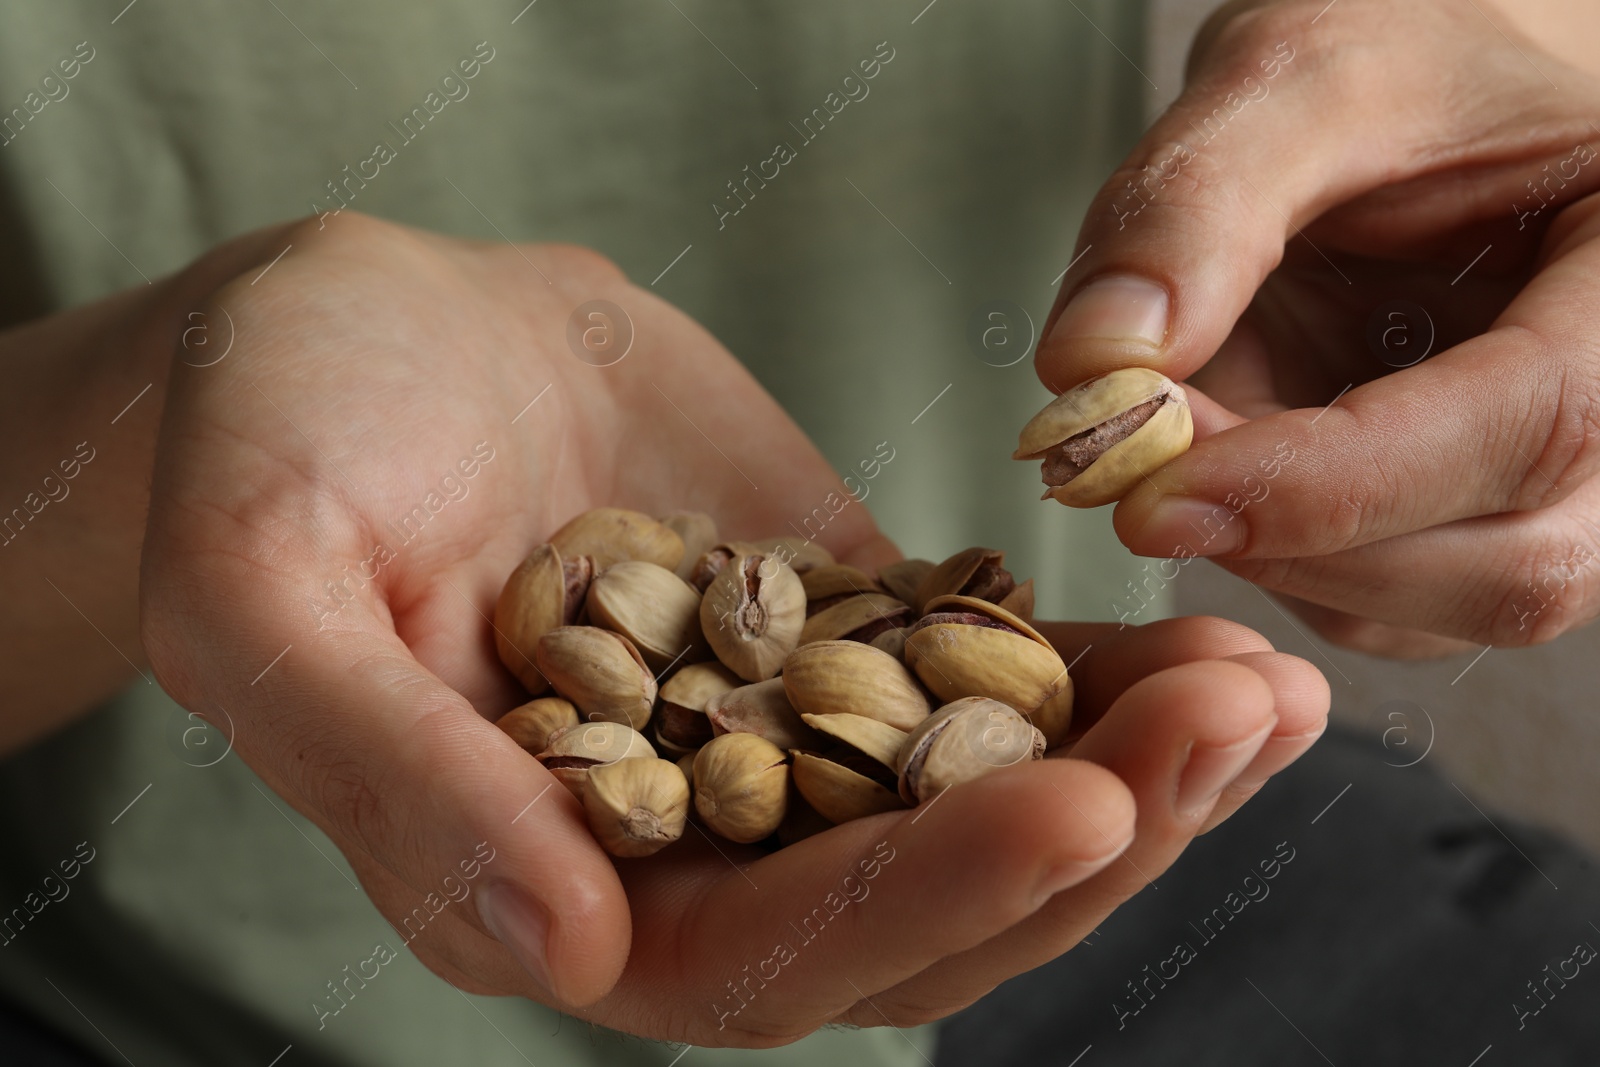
[0,2,1155,1064]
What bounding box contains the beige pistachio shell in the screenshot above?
[750,537,834,574]
[869,627,909,661]
[534,626,658,730]
[699,552,807,682]
[585,560,708,672]
[655,661,739,753]
[705,678,826,751]
[791,752,906,824]
[913,548,1013,611]
[659,511,719,581]
[904,595,1074,748]
[550,507,685,570]
[1014,368,1193,509]
[877,559,935,608]
[997,578,1036,622]
[537,721,656,799]
[783,641,932,732]
[675,751,698,785]
[800,713,907,769]
[493,544,591,694]
[799,593,912,645]
[693,733,789,843]
[685,541,762,592]
[800,564,883,602]
[496,697,580,754]
[895,696,1045,804]
[583,757,690,857]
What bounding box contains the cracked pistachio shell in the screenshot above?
[913,548,1016,613]
[550,507,685,570]
[494,544,593,694]
[585,560,708,672]
[791,752,906,824]
[869,626,909,661]
[750,537,835,574]
[659,511,719,581]
[537,721,655,799]
[655,661,740,754]
[877,559,935,608]
[782,641,932,732]
[534,626,658,730]
[686,541,764,593]
[800,713,907,769]
[895,696,1045,805]
[496,697,581,754]
[903,595,1074,748]
[693,733,789,843]
[699,552,806,682]
[800,564,883,603]
[799,593,912,645]
[1014,368,1193,509]
[583,756,690,857]
[997,578,1036,622]
[706,678,826,752]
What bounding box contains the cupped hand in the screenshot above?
[140,213,1327,1046]
[1036,0,1600,656]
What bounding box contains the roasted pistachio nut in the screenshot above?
[869,626,910,660]
[997,578,1036,622]
[537,721,656,798]
[693,733,789,843]
[660,511,719,581]
[877,559,935,608]
[913,548,1017,613]
[791,750,906,824]
[494,544,594,694]
[800,713,907,769]
[903,595,1074,749]
[550,507,686,570]
[496,697,581,754]
[534,626,658,730]
[655,661,740,752]
[1014,368,1193,508]
[799,593,912,645]
[584,560,708,672]
[896,697,1045,805]
[782,641,932,732]
[583,756,690,857]
[699,552,806,682]
[687,541,754,593]
[706,678,827,751]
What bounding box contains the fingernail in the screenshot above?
[1034,833,1134,904]
[1231,726,1327,794]
[1047,275,1169,350]
[1176,729,1272,819]
[477,882,554,993]
[1132,496,1247,557]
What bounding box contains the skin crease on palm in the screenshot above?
[1037,0,1600,659]
[127,214,1330,1046]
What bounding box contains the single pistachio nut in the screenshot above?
[693,733,789,843]
[699,552,806,682]
[494,544,594,694]
[675,750,697,786]
[686,541,759,593]
[585,560,708,672]
[550,507,686,570]
[799,593,913,645]
[877,559,935,608]
[750,537,835,575]
[914,548,1018,613]
[654,661,740,754]
[903,595,1074,748]
[791,750,906,824]
[660,511,719,581]
[496,697,581,754]
[895,696,1045,805]
[583,756,690,857]
[800,713,907,769]
[997,578,1036,622]
[537,720,655,798]
[1014,368,1193,508]
[534,626,658,730]
[706,677,827,752]
[869,626,910,661]
[783,641,931,732]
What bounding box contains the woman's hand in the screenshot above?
[1037,0,1600,656]
[139,213,1328,1045]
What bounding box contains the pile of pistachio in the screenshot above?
[493,508,1074,857]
